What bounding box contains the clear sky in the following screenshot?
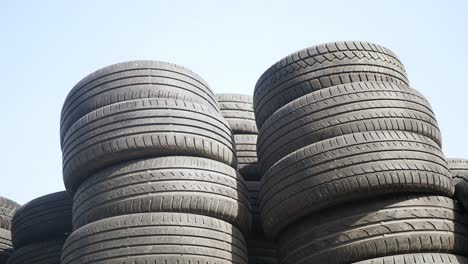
[1,0,467,204]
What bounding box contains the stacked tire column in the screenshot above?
[217,94,278,263]
[59,61,250,264]
[0,197,19,264]
[254,41,466,263]
[8,192,72,264]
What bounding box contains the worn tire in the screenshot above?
[62,98,236,193]
[6,238,66,264]
[11,191,72,248]
[257,81,441,172]
[61,213,248,264]
[259,131,454,237]
[353,253,468,264]
[253,41,409,128]
[217,94,258,134]
[73,156,251,231]
[245,182,278,264]
[0,229,12,264]
[60,60,218,145]
[0,198,19,231]
[278,195,468,264]
[448,159,468,210]
[235,134,259,180]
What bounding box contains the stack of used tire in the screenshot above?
[448,159,468,210]
[217,94,277,263]
[254,41,468,263]
[0,197,19,264]
[8,192,72,264]
[59,61,251,263]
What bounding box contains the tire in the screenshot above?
[0,198,19,231]
[235,134,259,180]
[0,229,12,264]
[6,238,66,264]
[245,182,278,264]
[72,156,251,232]
[11,192,72,248]
[257,81,441,173]
[217,94,258,134]
[60,60,219,146]
[353,253,468,264]
[259,131,454,237]
[62,98,236,193]
[253,41,409,128]
[448,159,468,210]
[61,213,248,264]
[278,195,468,264]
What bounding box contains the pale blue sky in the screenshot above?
[1,0,467,204]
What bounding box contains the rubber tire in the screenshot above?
[257,81,441,173]
[259,131,454,238]
[278,195,468,264]
[6,238,66,264]
[235,134,259,180]
[0,229,12,264]
[245,182,278,264]
[253,41,409,128]
[448,159,468,210]
[217,94,258,134]
[61,213,248,264]
[0,198,19,231]
[62,98,236,194]
[11,191,72,248]
[72,156,251,232]
[353,253,468,264]
[60,60,219,146]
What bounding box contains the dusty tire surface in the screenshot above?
[6,238,66,264]
[278,195,468,264]
[217,94,257,134]
[60,60,218,145]
[448,159,468,210]
[353,253,468,264]
[72,156,251,231]
[62,98,236,193]
[0,229,12,264]
[11,191,72,248]
[61,213,248,264]
[257,81,441,172]
[235,134,259,180]
[253,41,409,128]
[259,131,454,237]
[0,198,19,231]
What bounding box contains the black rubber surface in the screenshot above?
[60,60,218,145]
[257,81,441,173]
[11,191,72,248]
[6,238,66,264]
[62,98,236,193]
[278,195,468,264]
[0,198,19,231]
[0,229,12,264]
[217,94,258,134]
[353,253,468,264]
[259,131,454,237]
[253,41,409,128]
[448,159,468,210]
[235,134,259,180]
[72,156,251,232]
[61,213,248,264]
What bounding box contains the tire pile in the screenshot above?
[59,61,251,264]
[217,94,278,262]
[254,41,468,263]
[2,41,468,264]
[8,192,72,264]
